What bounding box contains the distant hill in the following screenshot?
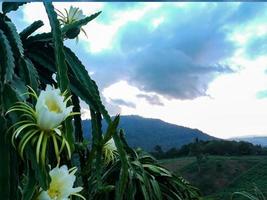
[162,156,267,199]
[232,136,267,147]
[82,115,216,151]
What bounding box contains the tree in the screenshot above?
[154,145,163,154]
[190,138,205,173]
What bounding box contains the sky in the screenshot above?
[6,2,267,139]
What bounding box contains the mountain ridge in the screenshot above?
[82,115,217,151]
[232,136,267,147]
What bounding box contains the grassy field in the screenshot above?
[160,156,267,200]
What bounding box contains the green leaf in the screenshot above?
[0,29,15,83]
[72,94,83,142]
[27,50,55,72]
[71,94,90,196]
[2,20,24,57]
[2,2,26,14]
[10,75,28,101]
[2,83,18,110]
[64,46,111,123]
[90,109,104,187]
[64,117,75,156]
[25,32,52,45]
[19,58,39,92]
[114,130,129,200]
[2,77,27,111]
[61,11,101,34]
[26,147,51,190]
[103,115,120,144]
[150,178,162,200]
[20,20,44,41]
[44,2,69,92]
[22,166,37,200]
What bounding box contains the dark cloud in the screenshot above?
[127,47,232,99]
[110,98,136,108]
[137,94,164,106]
[68,3,266,100]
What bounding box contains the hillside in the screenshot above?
[233,136,267,147]
[82,115,216,151]
[161,156,267,200]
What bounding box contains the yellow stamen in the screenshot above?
[48,188,60,198]
[45,98,62,113]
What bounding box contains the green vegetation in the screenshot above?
[0,2,199,200]
[233,186,266,200]
[152,139,267,159]
[161,156,267,200]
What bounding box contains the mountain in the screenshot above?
[82,115,216,151]
[232,136,267,147]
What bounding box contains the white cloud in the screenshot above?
[22,3,49,32]
[151,16,164,29]
[18,3,267,139]
[208,56,267,101]
[81,3,163,53]
[103,67,267,139]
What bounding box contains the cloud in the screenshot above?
[78,3,245,99]
[110,98,136,108]
[136,94,164,106]
[228,3,267,25]
[7,2,267,137]
[17,2,267,101]
[102,96,122,115]
[99,3,143,24]
[245,34,267,58]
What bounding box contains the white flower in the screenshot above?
[7,85,74,164]
[39,165,84,200]
[67,6,86,23]
[103,138,118,164]
[56,6,88,40]
[105,138,117,152]
[57,6,86,25]
[35,85,73,131]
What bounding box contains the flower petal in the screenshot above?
[40,165,84,200]
[38,191,51,200]
[54,128,62,136]
[35,85,72,130]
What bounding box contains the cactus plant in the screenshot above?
[0,2,200,200]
